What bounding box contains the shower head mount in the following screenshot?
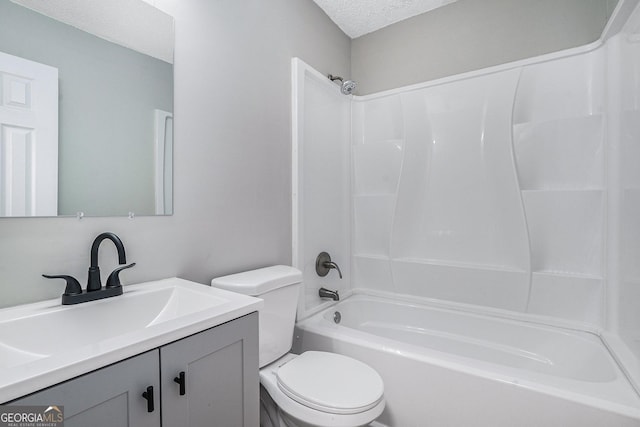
[328,74,357,95]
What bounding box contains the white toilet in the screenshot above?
[211,265,385,427]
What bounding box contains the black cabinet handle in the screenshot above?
[174,371,186,396]
[142,386,154,412]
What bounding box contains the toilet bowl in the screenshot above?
[259,353,384,427]
[212,266,385,427]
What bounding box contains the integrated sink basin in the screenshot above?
[0,278,262,402]
[0,284,226,356]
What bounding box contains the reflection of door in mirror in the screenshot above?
[0,0,173,218]
[0,50,58,216]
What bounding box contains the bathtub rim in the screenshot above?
[300,287,604,335]
[295,291,640,420]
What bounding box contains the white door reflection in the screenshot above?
[0,50,58,216]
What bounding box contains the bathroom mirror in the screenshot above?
[0,0,174,217]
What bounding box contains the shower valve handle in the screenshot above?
[316,252,343,279]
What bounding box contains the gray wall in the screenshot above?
[0,0,350,307]
[0,0,173,216]
[0,0,611,307]
[352,0,615,94]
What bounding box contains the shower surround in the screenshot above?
[294,44,609,327]
[351,49,606,328]
[292,1,640,424]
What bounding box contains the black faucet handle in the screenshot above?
[106,263,136,288]
[43,274,83,295]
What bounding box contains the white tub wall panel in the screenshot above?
[612,7,640,380]
[390,70,529,273]
[352,255,393,292]
[353,195,395,256]
[621,111,640,186]
[294,327,640,427]
[522,190,604,277]
[510,47,607,328]
[294,63,351,316]
[352,141,404,195]
[619,32,640,113]
[361,94,403,143]
[352,94,404,197]
[513,49,605,125]
[388,90,434,259]
[352,47,609,325]
[527,272,604,326]
[619,188,640,340]
[603,11,640,393]
[606,3,640,396]
[621,188,640,283]
[351,100,364,146]
[618,277,640,346]
[391,259,529,312]
[513,115,605,190]
[605,32,624,337]
[620,110,640,342]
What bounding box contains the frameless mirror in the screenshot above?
[0,0,174,217]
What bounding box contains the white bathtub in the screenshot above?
[293,293,640,426]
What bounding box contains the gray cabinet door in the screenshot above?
[160,312,259,427]
[12,350,161,427]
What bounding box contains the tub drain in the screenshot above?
[333,311,341,324]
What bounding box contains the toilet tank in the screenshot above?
[211,265,302,367]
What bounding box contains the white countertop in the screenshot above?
[0,277,262,402]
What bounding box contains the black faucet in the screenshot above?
[88,232,127,292]
[43,232,135,305]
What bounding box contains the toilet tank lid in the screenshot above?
[211,265,302,296]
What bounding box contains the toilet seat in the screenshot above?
[276,351,384,415]
[260,352,385,427]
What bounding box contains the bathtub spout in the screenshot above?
[319,287,339,301]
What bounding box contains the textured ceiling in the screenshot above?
[11,0,173,63]
[313,0,459,38]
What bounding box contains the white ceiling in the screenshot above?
[312,0,459,39]
[11,0,173,63]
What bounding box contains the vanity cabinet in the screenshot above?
[13,350,160,427]
[11,312,258,427]
[161,312,259,426]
